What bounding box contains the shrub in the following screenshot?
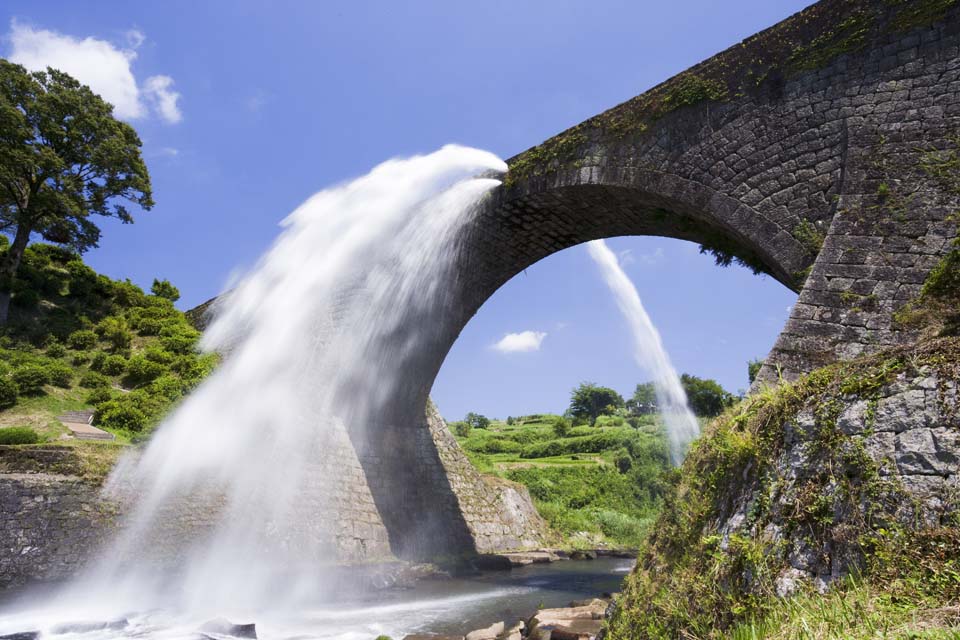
[12,364,49,395]
[12,288,39,309]
[95,400,148,432]
[143,345,174,365]
[66,260,99,299]
[45,341,66,358]
[149,375,185,401]
[614,447,634,473]
[552,416,571,438]
[452,420,471,438]
[89,351,108,372]
[80,371,110,389]
[464,411,491,430]
[70,351,90,366]
[136,318,163,336]
[151,278,181,302]
[0,378,17,409]
[0,426,40,445]
[472,438,523,454]
[85,387,114,405]
[125,355,164,384]
[101,355,127,376]
[97,317,133,351]
[45,362,73,388]
[68,329,98,350]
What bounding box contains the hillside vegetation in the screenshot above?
[452,413,675,549]
[0,240,215,445]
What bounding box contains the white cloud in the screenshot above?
[7,21,181,124]
[155,147,179,157]
[144,75,182,123]
[246,89,271,113]
[617,249,636,266]
[640,247,665,265]
[491,330,547,354]
[125,28,145,49]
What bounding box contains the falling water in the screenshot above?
[0,145,507,636]
[586,240,700,464]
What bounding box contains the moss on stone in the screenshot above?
[604,336,960,639]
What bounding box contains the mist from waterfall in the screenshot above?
[0,145,507,635]
[586,240,700,464]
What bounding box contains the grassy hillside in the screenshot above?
[452,413,675,549]
[0,240,216,447]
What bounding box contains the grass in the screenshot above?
[451,413,671,549]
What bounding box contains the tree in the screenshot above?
[0,61,153,324]
[151,278,180,302]
[552,416,571,438]
[464,412,490,430]
[628,382,658,415]
[680,373,735,417]
[568,382,624,425]
[747,359,764,384]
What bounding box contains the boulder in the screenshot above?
[465,621,505,640]
[199,618,257,638]
[569,550,597,560]
[403,635,465,640]
[51,619,127,634]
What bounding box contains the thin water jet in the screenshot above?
[585,240,700,464]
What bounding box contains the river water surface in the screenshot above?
[0,558,633,640]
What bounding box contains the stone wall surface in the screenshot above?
[716,364,959,594]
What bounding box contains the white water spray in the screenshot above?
[0,145,507,635]
[586,240,700,464]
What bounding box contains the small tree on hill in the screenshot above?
[568,382,624,425]
[151,278,180,302]
[629,382,658,415]
[680,373,735,417]
[0,61,153,324]
[747,358,764,384]
[464,412,490,430]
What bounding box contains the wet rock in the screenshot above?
[474,554,514,570]
[568,550,597,560]
[465,621,505,640]
[528,600,608,640]
[497,620,524,640]
[199,618,257,638]
[51,619,128,634]
[476,551,559,569]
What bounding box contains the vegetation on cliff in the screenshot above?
[0,240,215,442]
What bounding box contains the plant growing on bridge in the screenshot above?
[0,60,153,324]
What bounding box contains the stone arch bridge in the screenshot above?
[362,0,960,561]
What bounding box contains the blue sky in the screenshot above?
[1,0,808,420]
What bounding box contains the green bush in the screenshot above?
[149,375,186,401]
[101,355,127,376]
[151,278,181,302]
[143,345,174,365]
[552,416,571,438]
[89,351,108,372]
[70,352,90,366]
[614,447,633,473]
[97,316,133,351]
[45,362,73,388]
[0,378,17,409]
[125,355,164,385]
[79,370,110,389]
[95,400,148,432]
[473,438,523,454]
[521,431,633,458]
[136,317,163,336]
[0,426,40,445]
[85,387,114,405]
[45,341,66,358]
[452,420,471,438]
[68,329,98,350]
[12,364,49,395]
[12,288,39,309]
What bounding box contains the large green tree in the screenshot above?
[568,382,624,425]
[679,373,735,417]
[0,61,153,323]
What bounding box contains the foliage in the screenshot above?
[0,426,40,445]
[552,416,571,438]
[629,382,658,414]
[150,278,180,302]
[605,337,960,639]
[68,330,98,350]
[463,411,490,430]
[451,420,471,438]
[747,359,764,384]
[680,373,736,417]
[0,60,153,323]
[0,245,215,438]
[0,376,16,408]
[12,363,49,395]
[45,361,73,388]
[568,382,625,425]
